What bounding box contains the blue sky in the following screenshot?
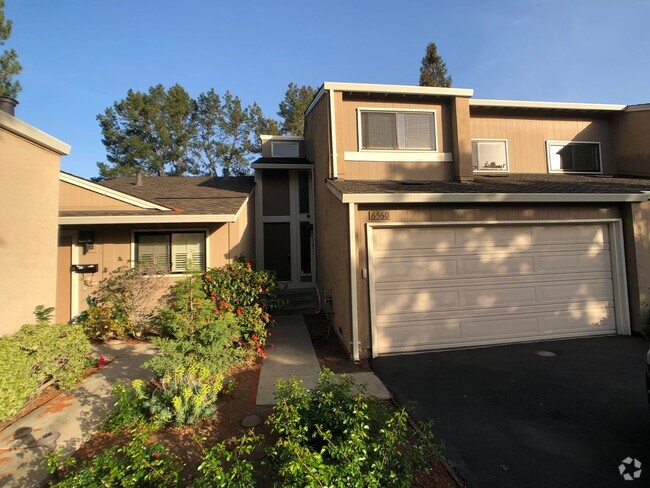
[6,0,650,179]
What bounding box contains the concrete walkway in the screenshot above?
[0,342,155,488]
[256,314,390,404]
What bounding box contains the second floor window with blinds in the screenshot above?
[360,111,437,151]
[135,232,206,273]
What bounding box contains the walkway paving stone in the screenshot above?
[0,342,155,488]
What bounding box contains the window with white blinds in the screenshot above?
[360,111,436,150]
[135,232,206,273]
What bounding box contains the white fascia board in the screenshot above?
[624,104,650,112]
[251,163,313,170]
[260,135,304,141]
[470,99,626,112]
[305,85,327,116]
[0,110,71,155]
[337,191,650,204]
[59,172,171,211]
[59,213,237,225]
[322,82,474,98]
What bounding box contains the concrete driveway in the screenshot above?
[372,336,650,488]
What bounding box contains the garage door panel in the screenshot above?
[461,316,540,340]
[374,271,613,291]
[376,289,460,315]
[538,306,615,333]
[531,224,607,245]
[371,223,619,355]
[374,227,456,251]
[536,251,612,273]
[537,280,613,303]
[374,257,458,281]
[462,286,537,308]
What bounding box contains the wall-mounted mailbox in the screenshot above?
[71,264,98,274]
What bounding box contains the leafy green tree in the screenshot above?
[278,82,316,136]
[419,42,452,88]
[97,84,197,178]
[192,90,278,176]
[0,0,22,99]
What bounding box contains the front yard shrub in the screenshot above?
[147,274,246,378]
[81,304,124,341]
[88,262,169,339]
[266,370,441,487]
[0,322,90,421]
[103,382,151,432]
[47,425,181,487]
[192,431,262,487]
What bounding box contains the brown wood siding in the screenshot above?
[59,180,141,210]
[354,203,622,358]
[470,110,615,174]
[305,93,353,354]
[614,110,650,176]
[335,92,454,181]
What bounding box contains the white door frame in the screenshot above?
[366,219,630,358]
[58,230,81,320]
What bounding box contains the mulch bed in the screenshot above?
[56,316,460,487]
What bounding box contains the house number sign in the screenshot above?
[368,211,390,221]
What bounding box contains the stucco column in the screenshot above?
[451,96,473,182]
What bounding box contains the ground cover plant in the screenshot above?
[0,312,90,421]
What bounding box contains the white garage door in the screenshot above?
[370,223,619,356]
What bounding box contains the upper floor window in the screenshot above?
[472,139,509,172]
[360,110,437,151]
[547,141,602,174]
[271,142,300,158]
[135,231,206,273]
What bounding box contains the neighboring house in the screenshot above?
[0,110,71,334]
[3,82,650,362]
[56,173,255,323]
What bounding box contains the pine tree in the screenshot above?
[419,42,452,88]
[278,83,316,136]
[0,0,22,99]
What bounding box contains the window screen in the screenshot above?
[361,111,436,150]
[548,142,601,173]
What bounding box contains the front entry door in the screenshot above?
[258,169,314,287]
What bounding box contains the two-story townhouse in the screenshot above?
[286,82,650,360]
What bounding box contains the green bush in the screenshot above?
[103,382,151,432]
[147,274,246,378]
[266,370,441,487]
[192,431,262,487]
[46,425,181,487]
[0,322,90,421]
[80,305,124,341]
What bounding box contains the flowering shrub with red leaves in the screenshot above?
[202,259,282,357]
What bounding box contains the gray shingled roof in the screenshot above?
[330,174,650,195]
[99,176,255,215]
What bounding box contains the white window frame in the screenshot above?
[472,138,510,173]
[546,140,603,175]
[130,228,209,276]
[271,141,300,158]
[356,107,439,154]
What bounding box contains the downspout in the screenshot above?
[348,203,360,361]
[328,89,338,179]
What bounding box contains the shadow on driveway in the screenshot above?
[372,336,650,488]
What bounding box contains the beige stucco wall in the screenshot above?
[353,203,623,358]
[0,128,63,334]
[613,109,650,176]
[470,108,616,174]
